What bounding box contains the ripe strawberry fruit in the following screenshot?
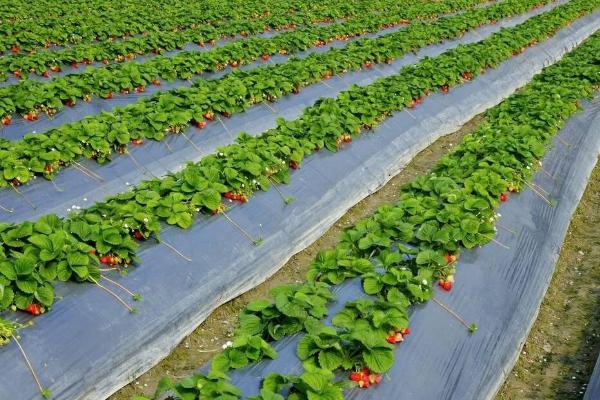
[25,304,42,315]
[350,372,362,382]
[438,280,453,291]
[133,230,144,240]
[261,54,270,61]
[1,115,12,126]
[289,160,299,170]
[42,70,50,78]
[24,111,39,121]
[195,120,207,129]
[131,138,144,145]
[14,69,22,78]
[203,112,215,121]
[105,92,114,99]
[441,85,449,93]
[500,192,509,202]
[50,65,61,73]
[401,327,411,335]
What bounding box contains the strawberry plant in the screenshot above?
[0,0,596,318]
[0,0,563,188]
[134,14,600,400]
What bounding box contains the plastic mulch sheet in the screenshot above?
[0,4,598,400]
[585,355,600,400]
[0,0,569,224]
[208,92,600,400]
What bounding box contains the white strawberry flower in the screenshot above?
[222,341,233,349]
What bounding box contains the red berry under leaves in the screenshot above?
[25,303,42,316]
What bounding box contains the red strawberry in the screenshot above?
[401,327,411,335]
[14,69,22,78]
[438,280,452,291]
[500,192,509,202]
[100,255,111,264]
[133,230,144,240]
[63,99,75,107]
[50,65,61,73]
[134,86,145,93]
[102,59,110,65]
[24,111,39,121]
[441,85,449,93]
[289,160,299,170]
[261,54,270,61]
[10,44,20,53]
[71,62,79,69]
[1,115,11,126]
[42,70,50,78]
[386,335,396,344]
[203,112,215,121]
[131,138,144,145]
[195,120,207,129]
[11,178,21,187]
[350,372,362,382]
[105,92,114,99]
[25,303,42,315]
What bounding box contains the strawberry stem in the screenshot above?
[181,132,202,153]
[221,211,261,245]
[267,177,294,205]
[101,275,140,300]
[72,160,105,183]
[0,202,14,213]
[515,176,554,206]
[556,135,572,147]
[73,160,104,181]
[479,233,511,250]
[126,151,156,178]
[50,179,64,192]
[159,239,192,262]
[496,222,516,235]
[90,277,135,313]
[12,334,49,398]
[11,184,37,210]
[262,101,277,114]
[431,298,476,333]
[217,116,233,138]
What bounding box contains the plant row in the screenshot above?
[0,0,555,189]
[0,0,481,103]
[134,23,600,400]
[0,0,337,54]
[0,0,595,327]
[0,0,401,81]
